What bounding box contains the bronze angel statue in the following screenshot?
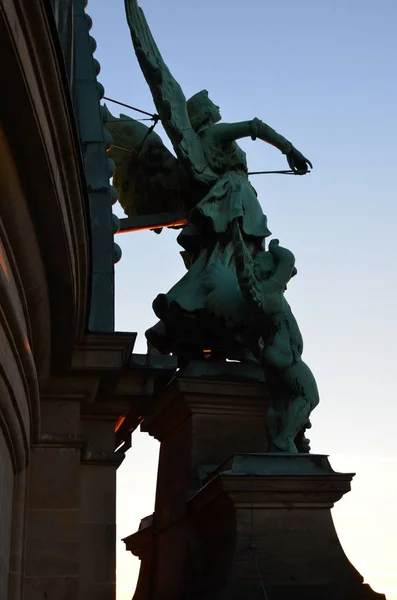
[120,0,313,365]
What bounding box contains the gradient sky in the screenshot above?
[87,1,397,598]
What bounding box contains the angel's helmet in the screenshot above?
[187,90,221,131]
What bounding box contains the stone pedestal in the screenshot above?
[125,371,385,600]
[142,367,270,526]
[190,454,385,599]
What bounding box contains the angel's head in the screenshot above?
[187,90,221,131]
[254,249,297,289]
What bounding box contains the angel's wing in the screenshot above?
[125,0,217,188]
[104,105,191,218]
[232,221,263,310]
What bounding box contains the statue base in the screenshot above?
[190,453,385,599]
[124,369,385,600]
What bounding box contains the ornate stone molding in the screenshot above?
[0,0,90,369]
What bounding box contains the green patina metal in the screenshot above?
[207,454,339,479]
[104,105,193,220]
[73,0,121,332]
[234,225,319,453]
[120,0,318,452]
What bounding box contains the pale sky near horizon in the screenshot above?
[88,1,397,598]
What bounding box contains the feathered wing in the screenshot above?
[104,105,191,217]
[125,0,217,187]
[232,221,263,310]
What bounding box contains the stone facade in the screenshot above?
[0,434,13,599]
[0,1,160,598]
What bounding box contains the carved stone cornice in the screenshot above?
[123,514,153,559]
[81,451,125,467]
[41,335,176,421]
[34,433,86,450]
[71,333,137,371]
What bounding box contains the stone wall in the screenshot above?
[0,2,146,598]
[0,433,13,599]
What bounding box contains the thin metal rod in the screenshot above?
[110,145,132,153]
[248,169,310,176]
[103,96,158,119]
[136,120,159,155]
[110,118,154,122]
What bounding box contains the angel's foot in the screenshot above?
[295,420,312,453]
[295,433,311,453]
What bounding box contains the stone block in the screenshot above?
[79,523,116,584]
[82,420,115,453]
[80,464,116,523]
[40,401,80,433]
[25,509,79,577]
[78,582,115,600]
[28,448,80,510]
[0,431,13,598]
[23,576,78,600]
[9,470,27,600]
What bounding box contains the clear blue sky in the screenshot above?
[88,1,397,598]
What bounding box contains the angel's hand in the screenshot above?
[286,147,313,174]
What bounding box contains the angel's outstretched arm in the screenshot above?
[212,119,312,173]
[213,120,290,152]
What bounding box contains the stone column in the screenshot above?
[23,397,82,599]
[143,369,270,526]
[78,413,124,600]
[8,470,27,600]
[24,433,82,599]
[134,367,270,600]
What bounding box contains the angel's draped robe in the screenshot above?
[146,138,271,354]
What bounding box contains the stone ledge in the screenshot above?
[191,454,354,511]
[178,359,265,382]
[34,433,86,449]
[81,451,125,467]
[123,514,153,559]
[142,375,270,441]
[71,332,137,371]
[207,452,344,478]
